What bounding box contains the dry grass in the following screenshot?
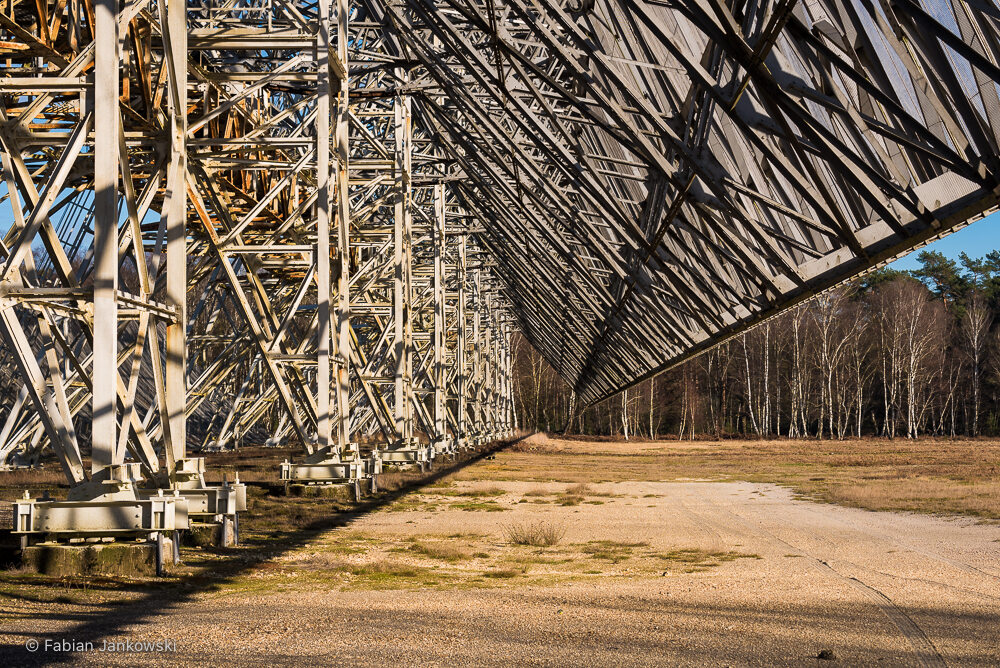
[269,527,758,592]
[652,548,761,573]
[504,520,566,547]
[407,541,469,562]
[442,485,506,498]
[516,483,617,507]
[453,437,1000,519]
[579,540,649,563]
[202,446,298,484]
[0,468,64,486]
[376,471,410,492]
[350,560,423,578]
[289,552,350,571]
[450,500,506,512]
[824,478,1000,517]
[0,468,66,501]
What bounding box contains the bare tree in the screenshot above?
[961,295,993,435]
[510,260,1000,440]
[811,290,852,438]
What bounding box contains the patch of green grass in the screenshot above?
[319,531,377,555]
[350,561,422,578]
[506,554,574,565]
[287,552,347,571]
[0,575,128,606]
[443,486,506,498]
[652,548,760,572]
[407,542,469,562]
[339,561,460,590]
[579,540,649,564]
[515,484,621,507]
[387,497,439,513]
[283,559,467,591]
[210,574,299,597]
[451,500,506,512]
[483,568,520,579]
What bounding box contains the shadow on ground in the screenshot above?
[0,438,516,666]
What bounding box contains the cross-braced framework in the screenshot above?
[0,0,997,538]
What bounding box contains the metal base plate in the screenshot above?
[13,492,189,538]
[280,458,367,483]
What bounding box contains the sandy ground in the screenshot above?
[1,449,999,666]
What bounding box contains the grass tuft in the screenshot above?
[407,542,469,562]
[504,520,566,547]
[451,500,506,512]
[483,568,520,579]
[652,548,761,572]
[450,486,506,498]
[579,540,649,563]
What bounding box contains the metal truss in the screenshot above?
[393,0,1000,406]
[0,0,515,535]
[0,0,998,501]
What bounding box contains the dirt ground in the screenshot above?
[1,436,999,666]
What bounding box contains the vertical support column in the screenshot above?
[163,0,187,473]
[471,269,482,442]
[432,184,446,449]
[492,317,500,436]
[456,236,467,447]
[491,321,500,437]
[92,0,119,473]
[315,0,333,453]
[392,87,413,445]
[333,0,352,455]
[505,323,514,435]
[500,323,508,436]
[492,320,500,436]
[482,303,493,439]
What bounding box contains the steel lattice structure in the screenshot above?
[0,0,998,537]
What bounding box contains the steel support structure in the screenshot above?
[1,0,999,519]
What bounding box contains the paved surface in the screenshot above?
[1,480,998,666]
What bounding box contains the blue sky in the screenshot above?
[889,211,1000,271]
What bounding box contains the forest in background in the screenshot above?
[513,250,1000,439]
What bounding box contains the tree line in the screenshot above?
[512,249,1000,439]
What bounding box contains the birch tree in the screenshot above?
[961,296,992,435]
